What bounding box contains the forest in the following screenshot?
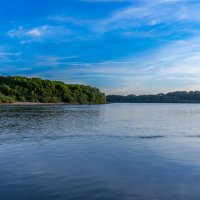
[0,76,106,104]
[107,91,200,103]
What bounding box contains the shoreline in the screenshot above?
[0,102,106,106]
[0,102,71,106]
[1,102,200,106]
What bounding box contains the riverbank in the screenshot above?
[0,102,70,106]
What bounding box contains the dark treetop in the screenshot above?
[107,91,200,103]
[0,76,106,104]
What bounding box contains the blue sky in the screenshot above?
[1,0,200,94]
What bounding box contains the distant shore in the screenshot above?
[107,91,200,103]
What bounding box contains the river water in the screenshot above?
[1,103,200,200]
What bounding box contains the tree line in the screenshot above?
[107,91,200,103]
[0,76,106,104]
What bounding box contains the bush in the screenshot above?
[0,93,16,103]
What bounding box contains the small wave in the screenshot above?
[185,135,200,138]
[138,135,165,139]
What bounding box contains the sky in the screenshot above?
[1,0,200,94]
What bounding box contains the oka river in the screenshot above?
[1,103,200,200]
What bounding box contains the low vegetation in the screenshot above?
[0,76,106,104]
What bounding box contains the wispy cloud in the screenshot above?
[7,26,50,38]
[48,16,89,26]
[0,46,21,62]
[92,0,194,34]
[7,25,72,44]
[48,0,200,39]
[101,35,200,94]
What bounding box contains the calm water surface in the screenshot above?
[1,103,200,200]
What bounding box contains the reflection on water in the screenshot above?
[1,104,200,199]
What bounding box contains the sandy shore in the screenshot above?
[0,102,71,106]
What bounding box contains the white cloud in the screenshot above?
[26,26,50,37]
[7,25,72,44]
[7,25,50,38]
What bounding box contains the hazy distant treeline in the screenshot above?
[0,76,106,104]
[107,91,200,103]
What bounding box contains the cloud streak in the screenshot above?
[92,0,199,34]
